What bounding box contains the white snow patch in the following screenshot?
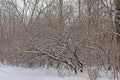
[0,64,117,80]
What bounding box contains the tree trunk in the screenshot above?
[58,0,64,38]
[115,0,120,71]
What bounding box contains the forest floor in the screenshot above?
[0,64,118,80]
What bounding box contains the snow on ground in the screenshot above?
[0,64,116,80]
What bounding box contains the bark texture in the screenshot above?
[115,0,120,70]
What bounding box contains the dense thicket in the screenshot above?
[0,0,119,75]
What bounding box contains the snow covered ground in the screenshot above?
[0,65,117,80]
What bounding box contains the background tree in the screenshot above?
[115,0,120,71]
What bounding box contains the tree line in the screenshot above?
[0,0,120,77]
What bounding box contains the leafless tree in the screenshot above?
[0,0,120,76]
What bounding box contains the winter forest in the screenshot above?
[0,0,120,80]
